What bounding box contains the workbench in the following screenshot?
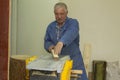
[27,54,82,80]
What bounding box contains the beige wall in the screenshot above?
[60,0,120,70]
[11,0,59,55]
[11,0,120,71]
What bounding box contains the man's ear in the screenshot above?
[66,11,68,14]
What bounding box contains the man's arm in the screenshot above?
[59,19,79,46]
[54,19,79,55]
[44,28,55,52]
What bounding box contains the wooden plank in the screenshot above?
[71,70,83,74]
[83,43,91,76]
[51,49,59,59]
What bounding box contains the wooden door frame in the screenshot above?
[0,0,10,80]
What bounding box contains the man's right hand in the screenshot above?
[54,42,63,55]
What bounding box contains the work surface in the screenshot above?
[27,54,70,73]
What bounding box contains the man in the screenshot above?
[44,2,88,80]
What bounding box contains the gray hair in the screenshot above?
[54,2,68,12]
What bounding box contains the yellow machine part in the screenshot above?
[60,60,73,80]
[25,56,37,80]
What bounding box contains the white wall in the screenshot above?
[11,0,120,71]
[14,0,58,55]
[60,0,120,71]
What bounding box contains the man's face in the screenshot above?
[54,7,67,25]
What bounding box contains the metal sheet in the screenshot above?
[27,54,70,73]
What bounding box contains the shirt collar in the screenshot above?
[55,17,69,30]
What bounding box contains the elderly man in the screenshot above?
[44,2,88,80]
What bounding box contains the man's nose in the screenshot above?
[58,15,62,18]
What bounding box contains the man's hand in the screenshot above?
[54,42,63,55]
[48,45,55,52]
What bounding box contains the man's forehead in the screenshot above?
[54,7,66,12]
